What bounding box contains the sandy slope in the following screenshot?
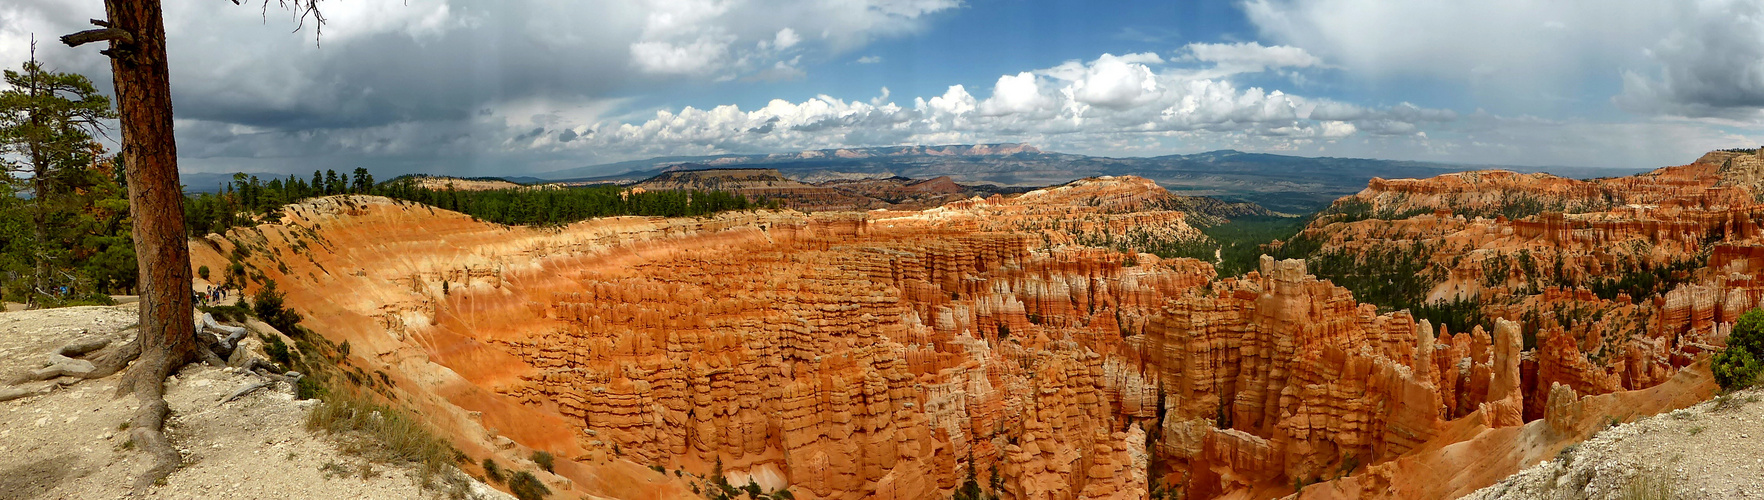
[1467,386,1764,499]
[0,304,510,500]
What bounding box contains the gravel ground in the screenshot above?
[0,304,510,500]
[1467,386,1764,500]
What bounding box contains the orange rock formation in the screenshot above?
[191,156,1742,499]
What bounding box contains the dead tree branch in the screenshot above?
[60,28,134,47]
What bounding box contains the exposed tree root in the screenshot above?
[116,324,195,498]
[219,371,300,405]
[194,345,226,367]
[0,380,56,403]
[2,315,279,495]
[6,324,139,385]
[126,378,179,496]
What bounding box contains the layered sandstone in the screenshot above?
[190,158,1739,499]
[194,178,1213,499]
[1270,154,1763,497]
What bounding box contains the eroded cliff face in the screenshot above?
[191,167,1726,499]
[1269,154,1764,498]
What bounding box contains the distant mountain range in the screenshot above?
[529,144,1642,213]
[627,168,1037,212]
[176,145,1646,214]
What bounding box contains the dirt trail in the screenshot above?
[0,304,510,500]
[1468,387,1764,499]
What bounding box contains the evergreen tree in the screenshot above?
[0,55,116,306]
[351,167,372,193]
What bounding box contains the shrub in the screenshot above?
[305,389,455,483]
[531,450,554,473]
[1619,469,1674,500]
[262,335,294,369]
[1713,347,1761,391]
[1731,309,1764,358]
[481,458,504,483]
[36,293,118,308]
[252,279,303,334]
[199,304,252,322]
[509,470,550,500]
[1715,308,1764,391]
[296,376,325,400]
[198,265,210,281]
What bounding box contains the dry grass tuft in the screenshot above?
[305,389,454,483]
[1618,469,1674,500]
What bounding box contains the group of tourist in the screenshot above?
[194,285,229,307]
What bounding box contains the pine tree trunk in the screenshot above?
[29,141,48,305]
[105,0,193,395]
[26,63,48,307]
[100,0,195,492]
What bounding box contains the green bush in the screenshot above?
[509,470,550,500]
[199,304,252,322]
[262,335,294,369]
[531,450,554,473]
[198,265,210,281]
[34,293,117,308]
[1716,308,1764,391]
[1714,346,1762,391]
[1731,309,1764,357]
[251,279,303,334]
[481,458,504,483]
[296,376,325,400]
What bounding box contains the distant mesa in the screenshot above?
[401,175,535,192]
[531,145,1640,215]
[626,167,1035,211]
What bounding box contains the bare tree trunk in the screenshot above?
[29,138,48,306]
[98,0,195,494]
[29,146,48,305]
[26,60,48,307]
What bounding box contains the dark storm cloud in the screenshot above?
[167,2,635,131]
[5,0,969,177]
[1617,1,1764,118]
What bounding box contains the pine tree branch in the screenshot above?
[59,28,134,48]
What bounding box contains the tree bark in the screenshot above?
[27,61,48,307]
[96,0,194,494]
[102,0,193,397]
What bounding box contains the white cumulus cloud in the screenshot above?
[523,51,1455,163]
[1059,53,1163,110]
[1180,41,1321,77]
[631,37,734,75]
[979,72,1053,116]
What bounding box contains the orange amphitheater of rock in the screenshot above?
[190,170,1723,499]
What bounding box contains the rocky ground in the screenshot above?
[0,304,509,500]
[1467,386,1764,499]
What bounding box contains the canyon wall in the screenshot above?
[191,162,1737,499]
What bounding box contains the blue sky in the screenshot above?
[4,0,1764,177]
[644,0,1254,112]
